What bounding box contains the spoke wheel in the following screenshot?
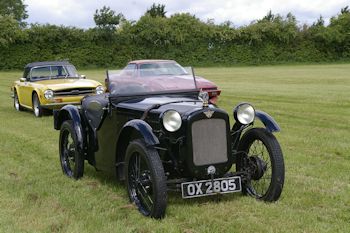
[59,120,84,179]
[14,90,23,111]
[237,128,285,202]
[125,139,167,219]
[32,93,43,117]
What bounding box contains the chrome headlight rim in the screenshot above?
[96,85,104,95]
[44,89,54,100]
[162,110,182,132]
[233,103,255,125]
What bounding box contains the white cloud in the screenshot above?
[24,0,349,28]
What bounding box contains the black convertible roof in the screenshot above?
[24,61,73,69]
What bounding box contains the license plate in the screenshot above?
[181,176,241,199]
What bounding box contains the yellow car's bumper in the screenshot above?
[40,96,85,109]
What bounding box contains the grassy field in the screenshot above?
[0,64,349,233]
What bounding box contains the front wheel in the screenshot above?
[32,93,43,117]
[236,128,285,202]
[125,139,167,219]
[59,120,84,179]
[14,90,24,111]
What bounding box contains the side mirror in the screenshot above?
[20,78,26,82]
[80,75,86,79]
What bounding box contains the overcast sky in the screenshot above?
[24,0,349,28]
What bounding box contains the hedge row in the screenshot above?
[0,12,349,70]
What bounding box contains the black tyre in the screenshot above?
[125,139,167,219]
[32,92,43,117]
[59,120,84,179]
[237,128,285,202]
[13,90,24,111]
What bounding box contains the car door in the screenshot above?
[17,69,33,107]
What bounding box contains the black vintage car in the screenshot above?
[53,66,285,219]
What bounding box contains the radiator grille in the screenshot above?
[54,88,95,96]
[191,118,228,166]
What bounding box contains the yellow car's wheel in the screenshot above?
[14,90,24,111]
[32,93,43,117]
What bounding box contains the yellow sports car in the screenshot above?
[11,61,104,117]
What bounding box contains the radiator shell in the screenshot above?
[185,108,233,178]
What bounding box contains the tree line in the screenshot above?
[0,1,349,69]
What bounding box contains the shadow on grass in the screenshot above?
[15,107,54,117]
[83,164,120,188]
[82,163,243,208]
[168,191,243,208]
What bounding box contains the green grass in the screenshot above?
[1,64,350,232]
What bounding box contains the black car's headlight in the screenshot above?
[233,103,255,125]
[96,86,104,95]
[44,89,54,100]
[162,110,182,132]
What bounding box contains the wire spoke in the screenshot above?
[246,139,272,196]
[136,187,152,211]
[131,158,138,180]
[139,182,154,205]
[127,150,155,215]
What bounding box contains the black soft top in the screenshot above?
[24,61,73,69]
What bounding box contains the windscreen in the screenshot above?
[30,65,80,81]
[107,65,198,96]
[65,65,79,77]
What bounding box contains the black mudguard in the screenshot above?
[255,110,281,133]
[54,105,86,156]
[115,119,159,180]
[119,119,159,146]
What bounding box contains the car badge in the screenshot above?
[203,110,214,118]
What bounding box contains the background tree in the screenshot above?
[0,0,28,26]
[328,7,350,57]
[146,3,166,18]
[313,15,325,27]
[94,6,124,30]
[340,6,349,14]
[0,15,23,47]
[262,10,275,22]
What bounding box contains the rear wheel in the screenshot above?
[59,120,84,179]
[32,93,43,117]
[125,139,167,219]
[237,128,284,202]
[13,90,24,111]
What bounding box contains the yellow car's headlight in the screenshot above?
[96,86,104,95]
[44,89,54,100]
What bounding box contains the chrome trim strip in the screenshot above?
[42,101,80,107]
